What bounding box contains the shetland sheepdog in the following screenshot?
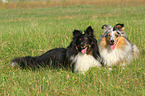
[98,23,139,67]
[67,26,102,74]
[11,26,102,74]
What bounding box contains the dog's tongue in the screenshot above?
[81,47,87,54]
[110,44,116,50]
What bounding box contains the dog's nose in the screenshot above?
[110,40,114,43]
[80,42,84,47]
[81,42,83,45]
[81,42,84,45]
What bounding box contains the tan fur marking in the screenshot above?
[103,26,107,29]
[116,37,127,49]
[99,37,109,49]
[87,48,93,55]
[108,33,111,36]
[116,25,122,29]
[116,25,124,32]
[115,32,119,37]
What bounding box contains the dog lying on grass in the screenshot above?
[11,26,102,74]
[98,23,139,67]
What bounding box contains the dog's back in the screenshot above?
[11,48,67,68]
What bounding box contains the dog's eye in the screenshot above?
[108,34,111,37]
[117,32,120,35]
[115,34,119,37]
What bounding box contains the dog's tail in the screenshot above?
[132,44,139,59]
[11,56,39,69]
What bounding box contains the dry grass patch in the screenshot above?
[0,0,145,9]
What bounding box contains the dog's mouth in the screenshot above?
[81,47,88,54]
[80,44,91,54]
[110,42,116,50]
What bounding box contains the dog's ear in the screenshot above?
[101,25,112,37]
[85,26,94,36]
[102,24,111,29]
[73,30,82,37]
[114,23,125,32]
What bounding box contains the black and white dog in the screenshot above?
[11,26,102,73]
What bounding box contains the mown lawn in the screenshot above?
[0,1,145,96]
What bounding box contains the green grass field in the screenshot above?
[0,1,145,96]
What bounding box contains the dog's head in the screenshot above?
[72,26,95,54]
[102,23,127,50]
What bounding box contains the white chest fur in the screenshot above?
[99,44,133,67]
[70,53,101,74]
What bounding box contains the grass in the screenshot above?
[0,1,145,96]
